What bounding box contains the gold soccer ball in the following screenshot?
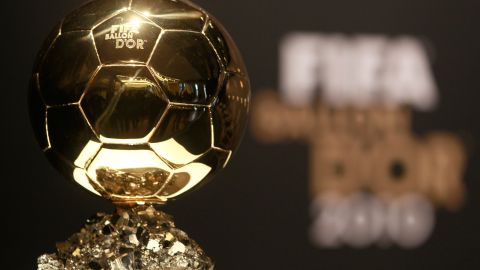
[28,0,250,205]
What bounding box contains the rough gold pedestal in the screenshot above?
[38,206,213,270]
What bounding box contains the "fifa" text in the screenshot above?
[105,24,146,50]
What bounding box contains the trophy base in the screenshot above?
[37,206,213,270]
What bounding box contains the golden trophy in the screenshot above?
[29,0,250,268]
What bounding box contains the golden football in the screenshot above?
[28,0,250,205]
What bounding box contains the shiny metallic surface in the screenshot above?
[29,0,250,205]
[38,206,214,269]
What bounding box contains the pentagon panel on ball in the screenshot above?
[148,30,223,105]
[80,65,168,144]
[38,30,100,106]
[212,72,251,152]
[204,18,248,75]
[92,11,161,64]
[150,106,212,166]
[29,0,250,206]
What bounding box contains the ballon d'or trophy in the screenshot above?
[29,0,250,269]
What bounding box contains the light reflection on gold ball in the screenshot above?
[29,0,250,205]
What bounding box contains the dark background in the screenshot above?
[3,0,480,269]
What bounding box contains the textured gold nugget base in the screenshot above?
[37,206,213,270]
